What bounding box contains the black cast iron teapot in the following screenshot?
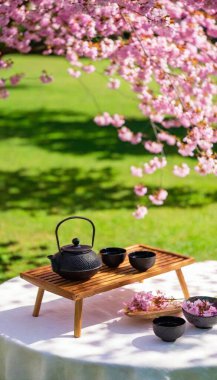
[48,216,102,281]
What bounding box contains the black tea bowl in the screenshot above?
[128,250,156,272]
[100,247,126,268]
[153,316,186,342]
[182,296,217,329]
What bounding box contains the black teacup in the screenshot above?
[128,250,156,272]
[153,316,186,342]
[100,247,126,268]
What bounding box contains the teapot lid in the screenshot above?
[60,237,91,254]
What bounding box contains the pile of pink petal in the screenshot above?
[124,291,181,313]
[182,299,217,317]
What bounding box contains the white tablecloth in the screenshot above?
[0,261,217,380]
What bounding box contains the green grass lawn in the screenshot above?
[0,54,216,282]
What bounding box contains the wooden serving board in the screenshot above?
[20,244,195,337]
[125,306,182,319]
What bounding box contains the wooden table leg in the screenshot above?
[74,299,83,338]
[33,287,44,317]
[176,269,190,299]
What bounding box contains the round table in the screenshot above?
[0,261,217,380]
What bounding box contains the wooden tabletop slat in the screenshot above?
[20,244,195,300]
[32,253,185,279]
[58,261,189,293]
[28,256,184,288]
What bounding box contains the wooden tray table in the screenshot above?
[20,244,195,338]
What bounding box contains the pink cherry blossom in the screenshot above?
[118,127,133,142]
[195,156,216,176]
[125,291,181,313]
[10,73,24,86]
[157,132,176,146]
[0,58,13,69]
[130,166,143,178]
[212,130,217,143]
[94,112,112,126]
[111,114,125,128]
[1,0,217,216]
[173,163,190,177]
[67,68,81,78]
[0,87,9,99]
[177,142,196,157]
[108,78,120,89]
[182,299,217,317]
[153,157,167,169]
[134,185,147,197]
[94,112,125,128]
[0,79,5,88]
[144,157,167,174]
[82,65,95,73]
[198,140,213,151]
[144,141,163,154]
[162,120,182,129]
[40,71,53,84]
[149,189,168,205]
[131,133,143,145]
[143,163,157,175]
[132,206,148,219]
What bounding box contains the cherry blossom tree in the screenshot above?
[0,0,216,217]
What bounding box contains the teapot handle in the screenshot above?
[55,216,95,252]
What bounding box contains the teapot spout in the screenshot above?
[47,255,59,273]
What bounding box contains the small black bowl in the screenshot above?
[153,316,186,342]
[100,247,126,268]
[128,250,156,272]
[182,296,217,329]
